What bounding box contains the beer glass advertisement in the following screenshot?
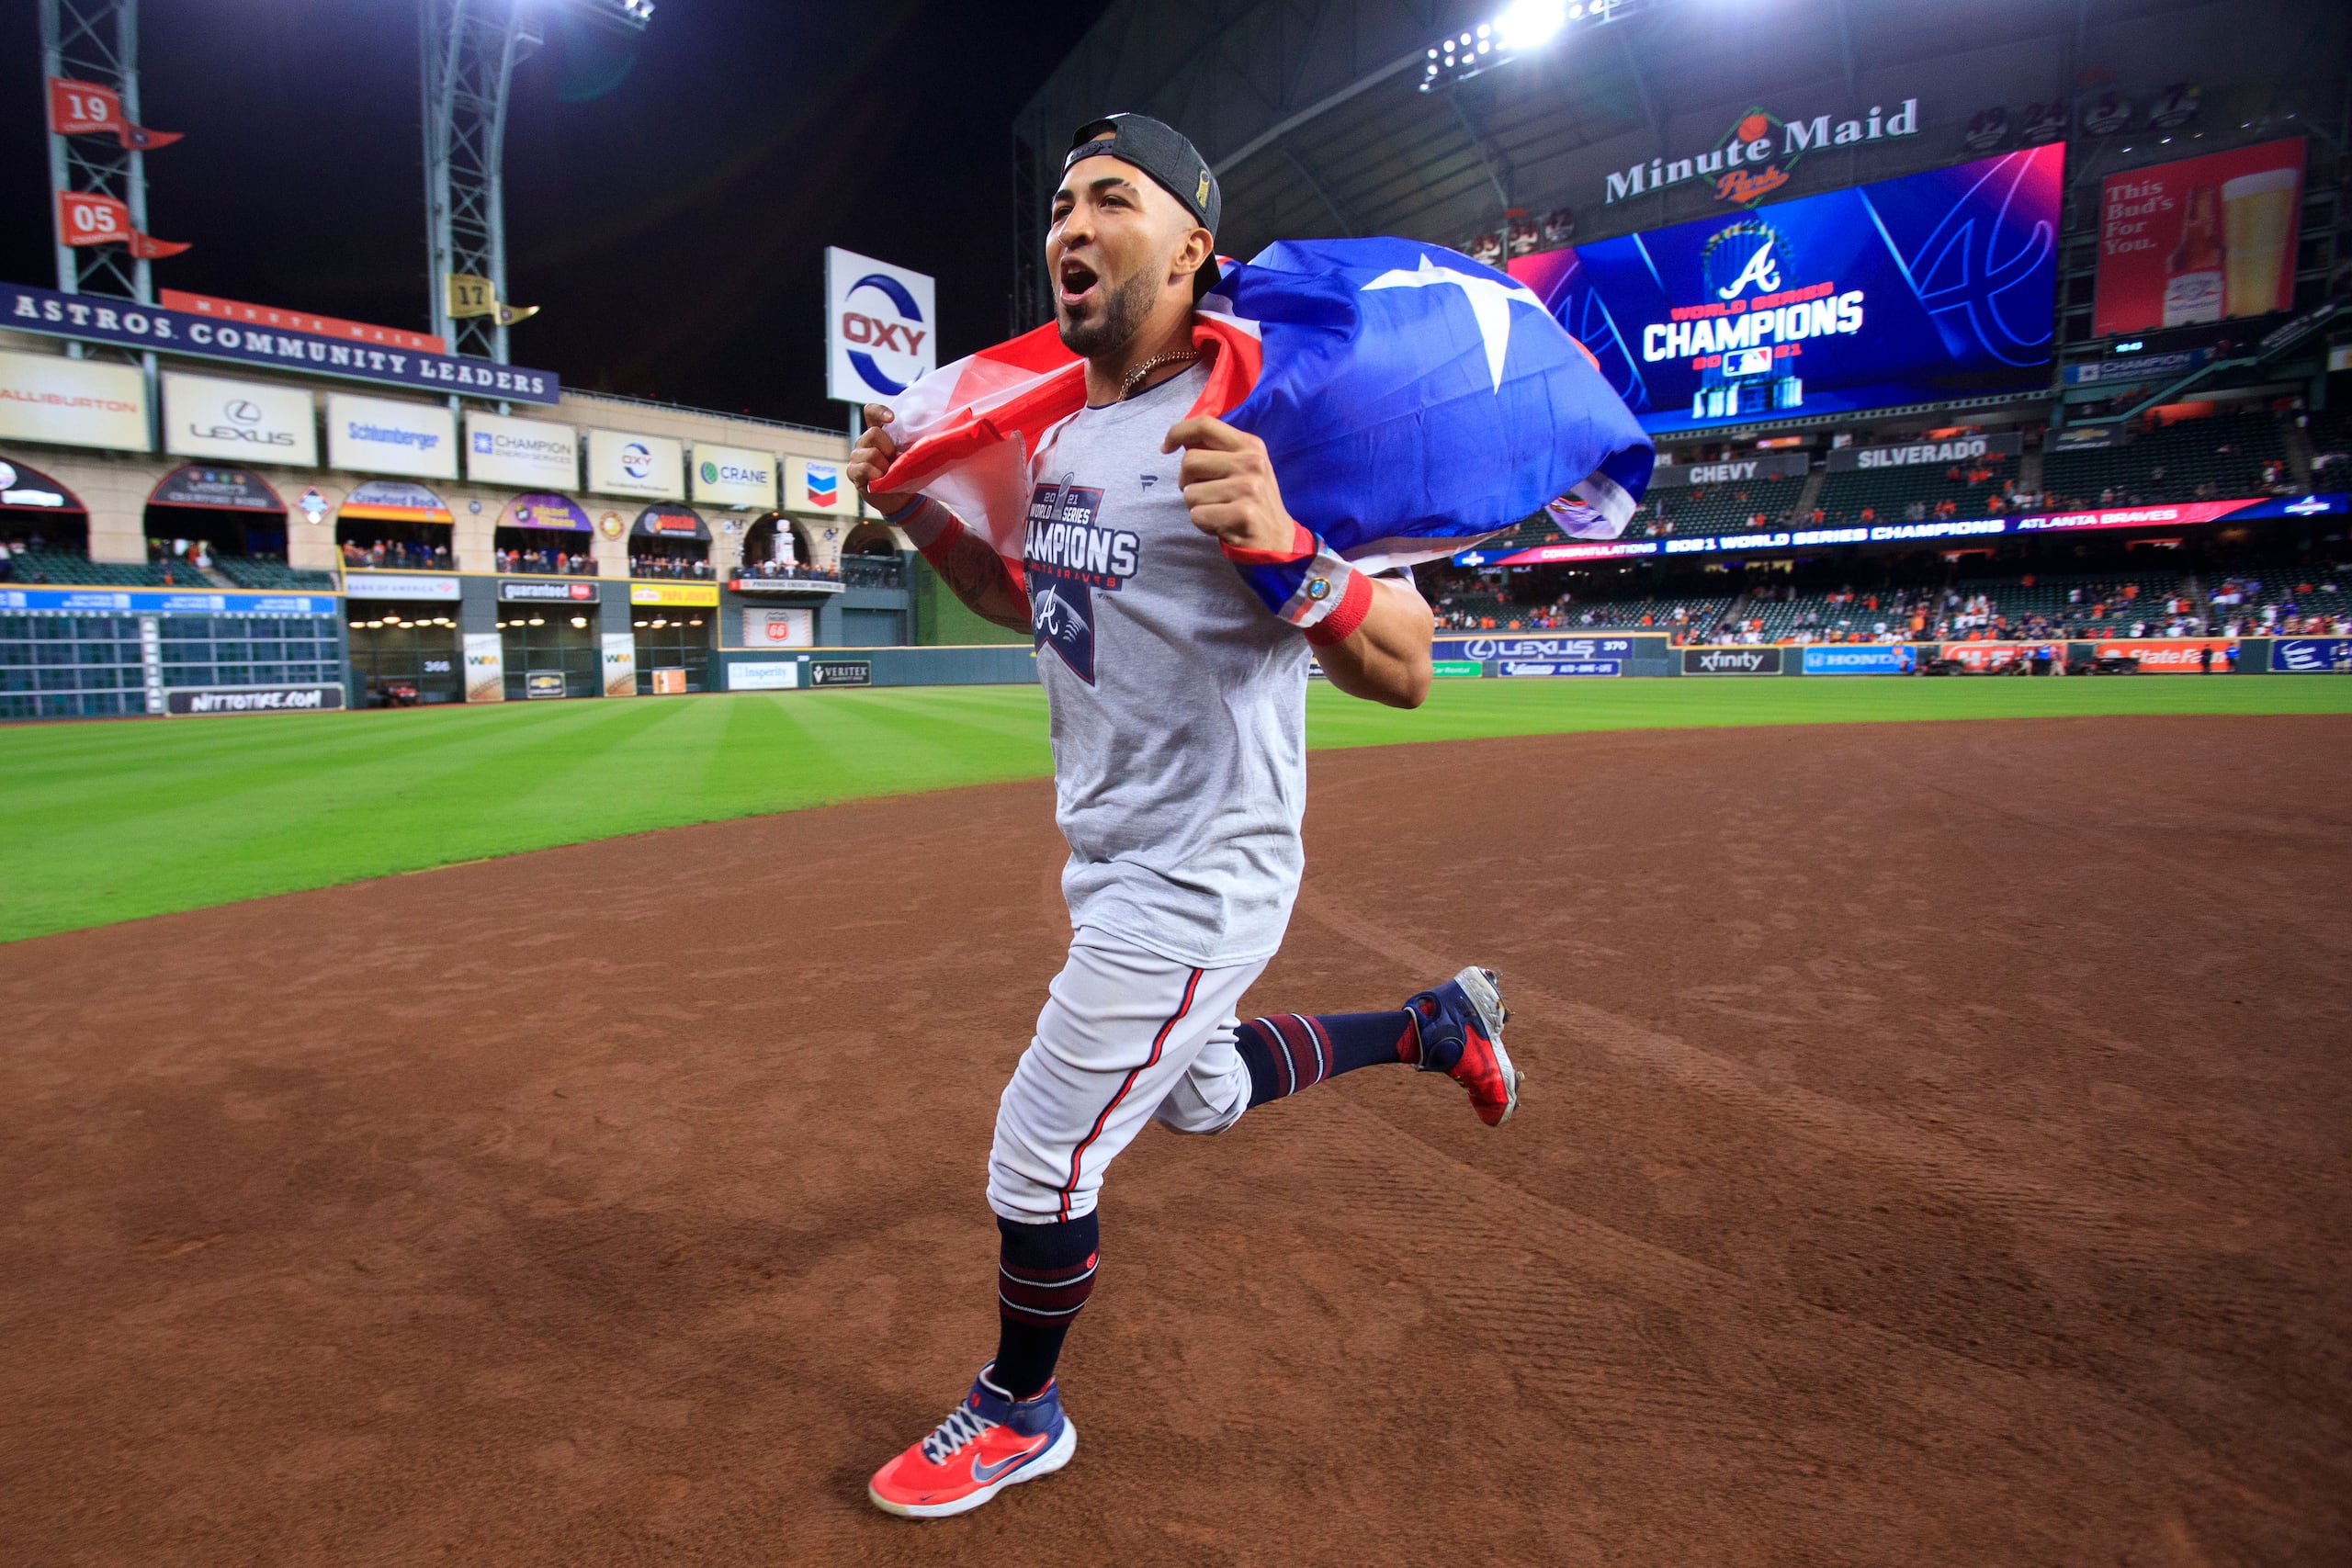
[1509,146,2062,434]
[2091,138,2304,337]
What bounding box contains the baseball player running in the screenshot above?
[849,113,1519,1519]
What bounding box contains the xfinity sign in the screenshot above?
[826,247,935,402]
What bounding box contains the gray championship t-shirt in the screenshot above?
[1023,363,1309,968]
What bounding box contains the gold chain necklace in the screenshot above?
[1119,347,1198,400]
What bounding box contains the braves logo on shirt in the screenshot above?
[1024,474,1139,684]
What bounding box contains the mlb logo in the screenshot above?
[806,463,840,509]
[472,431,493,454]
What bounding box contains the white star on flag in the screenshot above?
[1360,253,1546,392]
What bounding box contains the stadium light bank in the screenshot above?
[1420,0,1641,91]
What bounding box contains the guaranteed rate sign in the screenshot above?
[5,280,560,406]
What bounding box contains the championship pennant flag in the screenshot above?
[48,77,182,150]
[447,273,540,328]
[54,191,190,258]
[874,238,1654,594]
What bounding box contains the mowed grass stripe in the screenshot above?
[4,675,2348,942]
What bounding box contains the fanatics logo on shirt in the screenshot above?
[1024,476,1139,685]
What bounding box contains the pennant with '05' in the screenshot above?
[55,191,192,259]
[48,77,182,151]
[446,272,540,327]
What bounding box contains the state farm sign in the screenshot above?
[825,246,935,402]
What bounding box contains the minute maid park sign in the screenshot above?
[1605,98,1919,208]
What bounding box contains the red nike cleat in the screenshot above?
[1406,965,1521,1126]
[868,1366,1077,1519]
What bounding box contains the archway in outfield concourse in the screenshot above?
[496,600,602,699]
[628,505,712,581]
[345,604,462,706]
[842,521,899,557]
[739,511,820,570]
[335,480,455,573]
[0,456,89,572]
[143,465,288,569]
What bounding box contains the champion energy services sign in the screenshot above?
[1605,99,1921,208]
[6,280,560,405]
[466,411,579,489]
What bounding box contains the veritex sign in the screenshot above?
[5,280,560,406]
[1606,99,1921,208]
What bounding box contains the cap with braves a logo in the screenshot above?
[1064,114,1221,236]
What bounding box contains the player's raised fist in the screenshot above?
[848,402,913,513]
[1163,416,1303,558]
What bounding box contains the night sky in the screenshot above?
[1,0,1109,428]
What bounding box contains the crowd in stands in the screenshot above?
[629,553,715,579]
[494,546,595,576]
[343,539,450,571]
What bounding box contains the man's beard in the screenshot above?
[1055,264,1159,358]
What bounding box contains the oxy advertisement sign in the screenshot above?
[584,429,684,501]
[1512,145,2062,433]
[743,606,814,647]
[325,393,457,479]
[1803,644,1916,674]
[345,573,461,603]
[1823,432,2022,472]
[2094,139,2304,335]
[466,411,579,489]
[162,371,317,466]
[2269,637,2352,672]
[1683,646,1783,674]
[0,348,148,451]
[690,443,776,508]
[6,280,560,405]
[825,247,935,402]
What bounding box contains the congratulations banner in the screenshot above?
[1510,146,2062,433]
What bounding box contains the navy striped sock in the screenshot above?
[991,1212,1099,1400]
[1236,1011,1420,1108]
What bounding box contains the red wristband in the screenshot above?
[913,508,967,571]
[1303,568,1374,646]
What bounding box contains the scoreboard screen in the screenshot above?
[1511,145,2063,433]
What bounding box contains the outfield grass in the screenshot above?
[4,674,2346,942]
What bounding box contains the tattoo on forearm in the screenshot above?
[941,533,1031,632]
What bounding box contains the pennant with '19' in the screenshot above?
[48,77,182,151]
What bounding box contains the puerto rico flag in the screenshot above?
[876,237,1654,603]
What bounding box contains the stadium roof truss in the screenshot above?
[1013,0,2349,332]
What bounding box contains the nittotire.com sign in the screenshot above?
[167,683,345,716]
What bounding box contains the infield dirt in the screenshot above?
[3,715,2347,1565]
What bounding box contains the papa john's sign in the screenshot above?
[825,247,934,403]
[1605,98,1921,209]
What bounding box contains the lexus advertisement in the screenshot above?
[1510,145,2063,433]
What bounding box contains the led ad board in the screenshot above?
[2091,139,2304,336]
[1510,146,2063,434]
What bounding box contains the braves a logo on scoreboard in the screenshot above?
[1023,475,1138,684]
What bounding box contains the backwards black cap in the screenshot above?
[1064,113,1221,235]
